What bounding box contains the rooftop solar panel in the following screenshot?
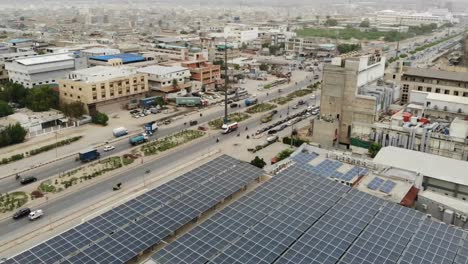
[8,155,263,264]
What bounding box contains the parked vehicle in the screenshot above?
[20,176,37,185]
[113,182,122,191]
[103,145,115,152]
[13,208,31,219]
[244,98,259,106]
[266,135,279,143]
[112,127,128,137]
[221,122,239,134]
[28,209,43,220]
[144,121,158,134]
[149,108,159,114]
[78,149,101,162]
[230,103,239,108]
[189,120,198,126]
[267,129,277,135]
[129,135,148,146]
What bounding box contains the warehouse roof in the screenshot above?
[89,53,146,64]
[373,146,468,186]
[15,53,73,66]
[404,68,468,83]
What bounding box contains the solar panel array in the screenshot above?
[7,155,264,264]
[292,152,368,182]
[152,166,350,264]
[367,177,384,190]
[379,180,397,194]
[151,160,468,264]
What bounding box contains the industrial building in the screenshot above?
[5,53,87,88]
[400,67,468,104]
[87,53,158,67]
[312,52,397,148]
[374,146,468,228]
[58,66,148,114]
[137,65,191,94]
[0,50,37,81]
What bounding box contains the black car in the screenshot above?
[267,129,277,135]
[230,103,239,108]
[189,120,198,126]
[13,208,31,219]
[20,176,37,185]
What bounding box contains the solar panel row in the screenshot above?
[151,161,468,264]
[7,155,264,264]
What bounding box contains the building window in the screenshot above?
[64,93,67,96]
[454,91,459,96]
[93,96,97,100]
[444,90,449,95]
[126,81,129,85]
[77,96,81,99]
[426,87,432,92]
[402,84,409,93]
[435,88,440,93]
[92,87,96,91]
[417,86,423,91]
[79,88,82,91]
[464,92,468,97]
[110,93,114,96]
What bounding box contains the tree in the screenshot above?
[91,112,109,126]
[259,63,268,71]
[234,64,240,70]
[368,143,382,158]
[180,30,188,34]
[250,156,266,169]
[0,100,13,117]
[0,123,27,147]
[325,19,338,27]
[25,86,58,112]
[360,19,370,28]
[0,81,28,106]
[337,44,361,54]
[172,79,178,87]
[61,101,84,118]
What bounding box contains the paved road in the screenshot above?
[0,78,315,194]
[0,98,318,248]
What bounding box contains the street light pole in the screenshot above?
[224,39,229,124]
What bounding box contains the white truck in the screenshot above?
[112,127,128,137]
[221,122,239,134]
[28,209,43,220]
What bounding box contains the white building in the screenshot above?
[80,48,120,57]
[0,50,37,81]
[223,24,259,45]
[375,9,455,26]
[137,65,191,93]
[5,53,87,88]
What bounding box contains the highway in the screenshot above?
[0,77,315,194]
[0,94,319,252]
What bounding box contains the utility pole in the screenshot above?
[396,18,403,58]
[224,38,229,124]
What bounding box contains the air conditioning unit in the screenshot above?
[438,205,444,212]
[462,215,467,222]
[422,204,428,210]
[456,212,461,219]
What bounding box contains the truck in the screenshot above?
[144,121,158,135]
[176,97,207,107]
[112,127,128,137]
[244,98,258,107]
[78,149,100,162]
[129,135,148,146]
[221,122,238,134]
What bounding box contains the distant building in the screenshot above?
[222,24,259,44]
[5,53,86,88]
[7,38,35,52]
[312,52,389,147]
[58,66,148,114]
[285,37,336,57]
[400,68,468,104]
[207,45,241,63]
[374,9,455,27]
[88,53,150,67]
[137,65,191,94]
[80,48,120,57]
[181,61,221,91]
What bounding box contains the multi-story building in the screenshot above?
[5,53,87,88]
[285,37,336,56]
[148,44,206,62]
[207,45,241,63]
[374,9,455,27]
[0,50,37,81]
[59,66,148,114]
[312,52,388,147]
[223,24,259,44]
[137,65,191,94]
[400,68,468,105]
[7,38,35,52]
[181,61,221,91]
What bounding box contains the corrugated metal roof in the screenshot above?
[89,53,145,64]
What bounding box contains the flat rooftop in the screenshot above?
[15,53,74,66]
[404,67,468,83]
[137,65,188,76]
[426,92,468,105]
[373,146,468,186]
[89,53,146,64]
[70,66,137,82]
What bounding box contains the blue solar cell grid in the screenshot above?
[8,155,263,264]
[367,177,384,190]
[379,180,397,193]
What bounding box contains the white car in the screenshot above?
[29,209,43,220]
[103,145,115,152]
